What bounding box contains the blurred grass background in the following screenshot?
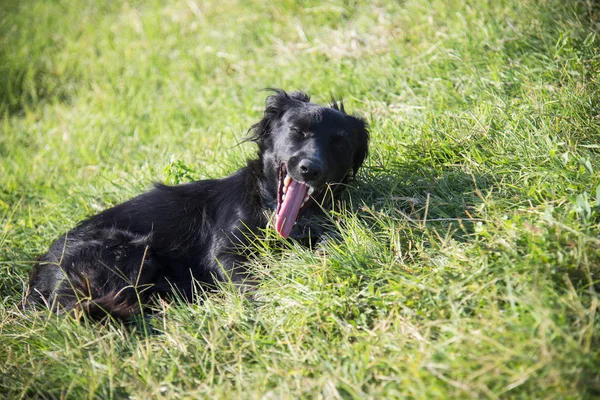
[1,0,599,398]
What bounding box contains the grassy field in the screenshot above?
[1,0,599,398]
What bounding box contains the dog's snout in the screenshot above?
[298,159,323,182]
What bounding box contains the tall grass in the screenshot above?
[1,0,599,398]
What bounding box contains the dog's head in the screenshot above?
[250,89,369,238]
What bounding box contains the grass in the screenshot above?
[1,0,599,398]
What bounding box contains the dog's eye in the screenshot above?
[292,128,306,138]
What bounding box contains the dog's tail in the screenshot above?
[74,289,143,321]
[23,280,150,321]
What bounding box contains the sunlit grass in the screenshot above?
[1,0,599,397]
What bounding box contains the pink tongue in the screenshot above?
[276,179,308,238]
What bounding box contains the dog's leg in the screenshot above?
[211,251,259,296]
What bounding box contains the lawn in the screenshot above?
[1,0,599,398]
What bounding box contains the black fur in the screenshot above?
[23,89,369,319]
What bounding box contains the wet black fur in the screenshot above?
[23,89,369,319]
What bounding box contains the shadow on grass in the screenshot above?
[354,162,491,236]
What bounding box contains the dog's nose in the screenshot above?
[298,159,323,182]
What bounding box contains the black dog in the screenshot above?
[23,90,369,319]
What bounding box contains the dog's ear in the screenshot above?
[330,96,345,114]
[329,96,369,176]
[351,116,369,176]
[288,90,311,103]
[249,89,310,146]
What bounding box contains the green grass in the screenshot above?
[1,0,599,398]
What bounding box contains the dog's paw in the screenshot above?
[288,218,325,241]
